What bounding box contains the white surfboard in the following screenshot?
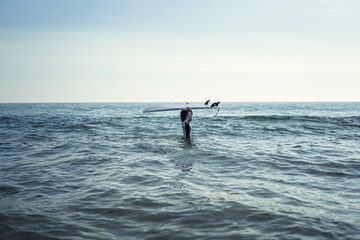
[143,101,221,118]
[143,105,221,113]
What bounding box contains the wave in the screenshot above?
[239,115,360,122]
[210,115,360,129]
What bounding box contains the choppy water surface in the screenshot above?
[1,102,359,239]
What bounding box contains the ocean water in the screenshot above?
[0,102,359,240]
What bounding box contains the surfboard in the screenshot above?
[143,105,221,113]
[143,101,221,118]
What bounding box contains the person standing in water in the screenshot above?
[180,107,193,139]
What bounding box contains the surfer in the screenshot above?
[180,107,192,139]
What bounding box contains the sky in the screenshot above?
[0,0,359,102]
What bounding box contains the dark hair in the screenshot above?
[180,110,188,122]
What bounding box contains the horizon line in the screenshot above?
[1,100,360,104]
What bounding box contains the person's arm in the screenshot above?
[188,111,192,123]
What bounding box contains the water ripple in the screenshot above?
[1,103,360,239]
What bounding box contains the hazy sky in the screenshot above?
[0,0,359,102]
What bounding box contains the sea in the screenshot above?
[0,102,359,240]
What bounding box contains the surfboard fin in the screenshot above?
[210,103,216,107]
[204,100,210,106]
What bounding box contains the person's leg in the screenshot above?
[182,121,186,137]
[185,123,191,139]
